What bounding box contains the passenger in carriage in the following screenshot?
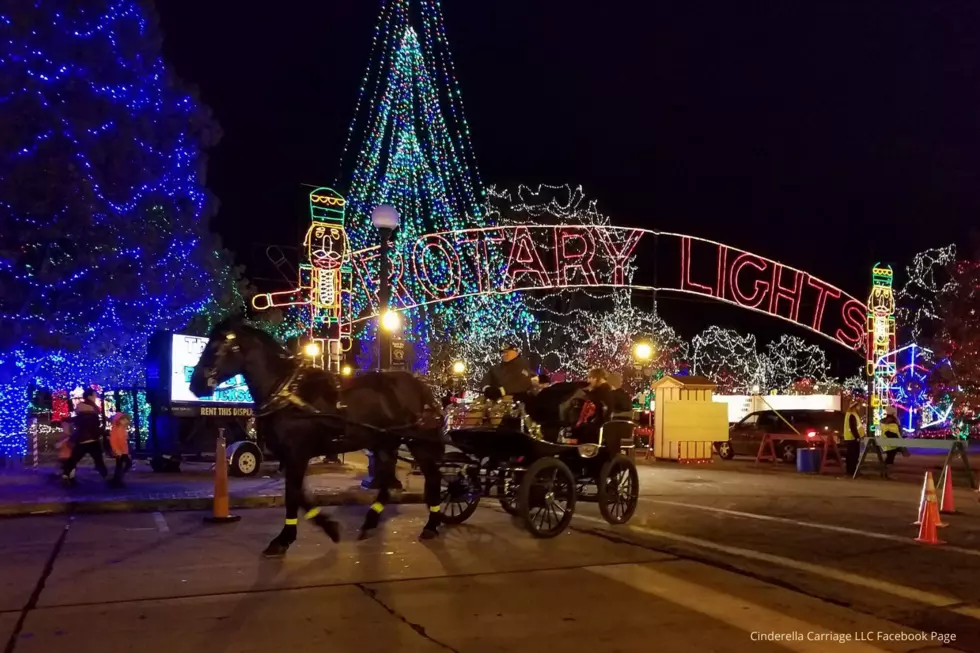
[606,372,634,419]
[481,342,538,401]
[567,369,614,444]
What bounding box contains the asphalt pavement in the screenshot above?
[3,461,980,653]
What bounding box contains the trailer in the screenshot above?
[145,331,271,476]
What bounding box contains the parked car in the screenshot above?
[716,409,845,463]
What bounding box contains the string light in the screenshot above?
[0,2,249,456]
[895,244,957,342]
[691,327,764,394]
[251,188,353,371]
[866,264,898,434]
[762,335,831,392]
[931,255,980,426]
[337,1,534,371]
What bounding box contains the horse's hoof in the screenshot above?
[419,527,439,540]
[262,541,289,558]
[358,528,375,541]
[315,516,341,543]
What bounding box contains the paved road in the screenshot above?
[4,463,980,653]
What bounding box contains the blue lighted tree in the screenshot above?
[0,1,240,456]
[340,0,534,372]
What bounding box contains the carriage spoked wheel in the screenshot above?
[517,458,576,538]
[439,464,481,525]
[498,471,520,516]
[597,454,639,525]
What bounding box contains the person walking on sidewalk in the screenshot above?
[62,388,109,485]
[107,412,133,488]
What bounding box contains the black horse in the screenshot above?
[189,319,445,557]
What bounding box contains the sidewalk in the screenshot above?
[0,453,425,517]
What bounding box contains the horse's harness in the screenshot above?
[215,331,431,434]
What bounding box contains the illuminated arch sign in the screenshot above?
[350,226,865,350]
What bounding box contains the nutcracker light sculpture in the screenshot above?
[865,263,897,435]
[252,188,352,371]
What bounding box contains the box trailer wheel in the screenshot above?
[228,441,262,477]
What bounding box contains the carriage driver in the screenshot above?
[482,342,538,400]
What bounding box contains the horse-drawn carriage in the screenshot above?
[438,393,640,538]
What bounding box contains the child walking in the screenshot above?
[108,412,133,488]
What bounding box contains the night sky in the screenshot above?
[156,1,979,367]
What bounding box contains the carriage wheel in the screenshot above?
[597,454,639,525]
[517,458,576,538]
[439,464,480,525]
[498,472,520,516]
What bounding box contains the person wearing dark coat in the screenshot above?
[606,372,633,417]
[481,343,537,400]
[62,388,109,484]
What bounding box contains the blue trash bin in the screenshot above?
[796,447,820,473]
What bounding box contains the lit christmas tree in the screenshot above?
[762,335,830,392]
[932,253,980,419]
[0,1,241,456]
[339,0,533,370]
[691,327,764,394]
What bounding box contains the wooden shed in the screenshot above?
[652,375,729,460]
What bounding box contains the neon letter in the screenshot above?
[596,228,643,285]
[457,230,487,293]
[806,276,842,334]
[728,253,771,308]
[412,234,462,299]
[836,299,866,349]
[505,226,551,288]
[351,248,381,312]
[679,236,715,296]
[555,227,598,286]
[387,250,416,311]
[768,265,804,322]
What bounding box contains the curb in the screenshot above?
[0,488,427,518]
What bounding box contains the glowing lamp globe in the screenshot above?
[381,310,402,333]
[633,342,653,362]
[370,204,400,230]
[303,342,321,358]
[452,360,466,375]
[341,365,353,377]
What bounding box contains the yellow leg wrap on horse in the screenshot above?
[305,507,321,520]
[429,505,441,513]
[371,502,384,513]
[285,518,298,526]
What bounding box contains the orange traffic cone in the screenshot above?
[204,429,241,524]
[939,465,957,515]
[914,472,944,545]
[913,472,929,526]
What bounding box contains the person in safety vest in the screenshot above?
[481,343,537,400]
[879,405,905,465]
[841,399,865,476]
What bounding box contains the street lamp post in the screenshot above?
[632,341,655,433]
[363,205,403,490]
[451,360,466,398]
[371,205,400,371]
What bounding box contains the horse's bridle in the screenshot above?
[200,331,241,391]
